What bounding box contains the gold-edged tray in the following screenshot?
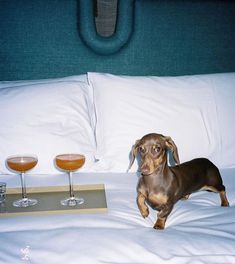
[0,184,107,217]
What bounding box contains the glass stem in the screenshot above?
[20,172,27,199]
[68,171,74,198]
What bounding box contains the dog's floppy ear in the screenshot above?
[127,139,141,172]
[164,136,180,165]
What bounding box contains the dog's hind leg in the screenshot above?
[201,185,229,207]
[219,190,229,207]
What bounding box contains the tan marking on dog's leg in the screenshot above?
[219,191,229,207]
[200,185,219,192]
[181,194,190,200]
[137,193,149,218]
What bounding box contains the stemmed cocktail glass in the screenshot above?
[6,155,38,207]
[55,154,85,207]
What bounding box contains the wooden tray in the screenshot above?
[0,184,107,217]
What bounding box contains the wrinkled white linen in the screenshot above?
[0,170,235,264]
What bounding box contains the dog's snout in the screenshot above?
[140,155,155,175]
[141,164,151,175]
[139,146,160,175]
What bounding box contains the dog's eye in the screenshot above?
[138,146,145,154]
[153,146,161,153]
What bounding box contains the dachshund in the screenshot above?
[128,133,229,230]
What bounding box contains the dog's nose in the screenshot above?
[141,164,150,175]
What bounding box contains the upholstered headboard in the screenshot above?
[1,0,235,81]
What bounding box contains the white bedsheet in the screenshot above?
[0,170,235,264]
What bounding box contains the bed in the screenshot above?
[1,0,235,263]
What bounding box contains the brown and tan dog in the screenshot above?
[128,133,229,230]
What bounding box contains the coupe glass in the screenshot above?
[6,155,38,207]
[55,154,85,206]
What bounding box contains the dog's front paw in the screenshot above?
[153,218,166,230]
[140,206,149,218]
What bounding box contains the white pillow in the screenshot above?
[210,73,235,168]
[0,81,96,174]
[88,72,235,172]
[0,75,97,130]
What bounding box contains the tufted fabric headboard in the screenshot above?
[1,0,235,80]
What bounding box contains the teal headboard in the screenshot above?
[1,0,235,81]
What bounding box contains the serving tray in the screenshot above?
[0,184,107,217]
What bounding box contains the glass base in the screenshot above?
[60,196,84,207]
[13,197,38,208]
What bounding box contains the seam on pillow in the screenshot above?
[87,72,100,160]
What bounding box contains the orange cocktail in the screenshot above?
[55,154,85,207]
[7,156,38,173]
[55,154,85,171]
[6,155,38,207]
